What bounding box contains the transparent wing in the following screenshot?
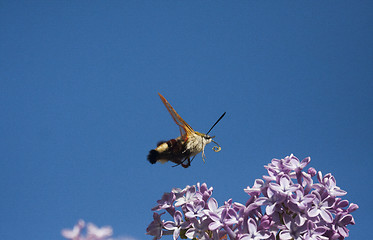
[158,93,194,137]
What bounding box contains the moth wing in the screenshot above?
[158,93,194,138]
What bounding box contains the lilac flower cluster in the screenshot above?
[62,220,113,240]
[146,155,358,240]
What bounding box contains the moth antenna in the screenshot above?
[206,112,226,135]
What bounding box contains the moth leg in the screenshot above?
[201,150,206,162]
[189,155,197,164]
[171,158,189,168]
[171,163,181,167]
[181,158,191,168]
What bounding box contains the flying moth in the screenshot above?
[147,93,225,168]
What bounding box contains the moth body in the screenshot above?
[147,93,223,168]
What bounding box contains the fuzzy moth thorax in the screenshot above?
[186,132,213,156]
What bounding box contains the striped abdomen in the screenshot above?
[147,137,189,165]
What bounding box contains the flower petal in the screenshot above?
[320,209,333,223]
[209,221,223,231]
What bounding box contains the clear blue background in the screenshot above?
[1,1,372,239]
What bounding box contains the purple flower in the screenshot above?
[330,213,355,238]
[265,158,286,174]
[185,219,210,240]
[281,156,313,189]
[61,220,85,240]
[279,215,307,240]
[185,200,205,219]
[303,221,328,240]
[208,208,238,231]
[146,212,165,239]
[147,155,358,240]
[263,157,289,182]
[308,167,317,177]
[204,197,223,216]
[164,211,191,240]
[335,198,349,210]
[283,156,310,173]
[256,187,286,215]
[308,192,334,223]
[174,186,202,207]
[152,192,175,211]
[86,223,113,239]
[239,218,271,240]
[316,172,347,198]
[347,203,359,213]
[258,215,272,231]
[269,175,300,197]
[288,189,315,213]
[197,182,213,202]
[244,179,265,197]
[171,186,188,198]
[61,220,113,240]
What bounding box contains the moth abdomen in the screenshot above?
[147,138,186,165]
[147,150,159,164]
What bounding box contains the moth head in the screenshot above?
[199,133,221,152]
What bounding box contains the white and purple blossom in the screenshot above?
[164,211,191,240]
[303,221,329,240]
[62,220,113,240]
[185,218,211,240]
[288,189,315,213]
[239,218,271,240]
[255,187,286,216]
[208,207,238,231]
[62,220,85,240]
[269,175,300,198]
[174,185,202,207]
[147,155,358,240]
[244,179,265,197]
[307,191,334,223]
[279,214,308,240]
[185,201,205,219]
[204,197,223,217]
[87,223,113,239]
[316,172,347,198]
[146,212,165,239]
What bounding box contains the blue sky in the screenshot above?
[1,1,372,240]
